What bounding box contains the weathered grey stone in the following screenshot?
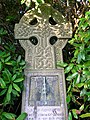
[14,3,72,120]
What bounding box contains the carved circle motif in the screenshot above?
[49,36,57,45]
[29,36,38,45]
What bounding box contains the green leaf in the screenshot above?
[72,109,78,119]
[76,74,80,84]
[0,28,7,37]
[79,104,84,111]
[80,89,86,96]
[0,78,6,88]
[5,62,12,65]
[76,83,84,88]
[8,84,12,94]
[12,74,17,81]
[6,92,11,102]
[0,61,3,71]
[12,89,20,97]
[17,55,21,63]
[66,72,78,81]
[67,84,71,93]
[3,69,12,81]
[16,112,27,120]
[21,0,26,4]
[86,92,90,96]
[0,89,7,96]
[66,95,71,104]
[68,112,72,120]
[2,112,15,120]
[6,15,15,22]
[13,83,21,92]
[80,113,90,118]
[65,64,74,73]
[37,0,44,4]
[77,52,82,63]
[72,88,80,92]
[57,62,68,68]
[19,61,25,65]
[14,78,24,83]
[5,56,11,62]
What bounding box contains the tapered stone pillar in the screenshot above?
[14,4,72,120]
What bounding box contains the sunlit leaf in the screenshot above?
[0,89,7,96]
[68,112,72,120]
[80,113,90,118]
[65,64,74,73]
[13,83,21,92]
[57,62,68,68]
[16,112,27,120]
[0,78,6,88]
[66,95,71,104]
[14,78,24,83]
[79,104,84,111]
[72,109,78,119]
[8,84,12,94]
[2,112,16,120]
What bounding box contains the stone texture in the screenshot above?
[14,3,72,120]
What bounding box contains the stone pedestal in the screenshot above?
[14,4,72,120]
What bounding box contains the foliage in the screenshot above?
[0,0,27,119]
[0,35,27,119]
[58,10,90,120]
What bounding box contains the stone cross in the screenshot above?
[14,4,72,120]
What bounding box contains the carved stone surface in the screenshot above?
[22,70,67,120]
[14,4,72,70]
[14,3,72,120]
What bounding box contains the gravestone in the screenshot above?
[14,4,72,120]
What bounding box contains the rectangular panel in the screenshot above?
[29,76,60,106]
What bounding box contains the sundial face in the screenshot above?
[22,70,68,120]
[29,75,60,106]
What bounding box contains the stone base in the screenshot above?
[22,69,68,120]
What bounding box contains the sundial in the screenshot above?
[14,3,72,120]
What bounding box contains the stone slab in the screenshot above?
[21,69,68,120]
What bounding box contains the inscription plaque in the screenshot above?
[14,3,72,120]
